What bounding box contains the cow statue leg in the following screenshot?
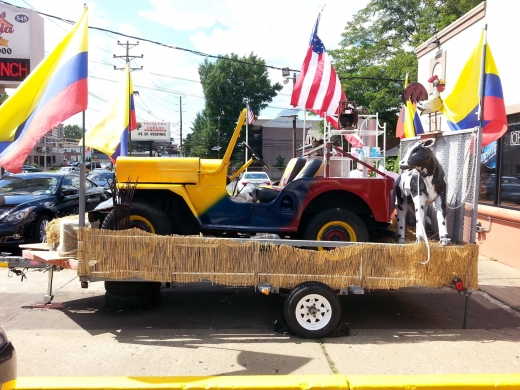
[396,199,409,244]
[413,194,428,242]
[434,194,450,245]
[395,176,408,244]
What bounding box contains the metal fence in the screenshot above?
[400,129,479,244]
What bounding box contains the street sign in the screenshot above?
[132,121,171,141]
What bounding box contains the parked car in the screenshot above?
[21,165,41,173]
[86,162,102,170]
[480,175,520,204]
[68,162,80,167]
[0,172,111,245]
[58,166,79,173]
[234,172,272,193]
[87,170,115,188]
[0,326,16,390]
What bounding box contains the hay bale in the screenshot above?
[45,214,98,253]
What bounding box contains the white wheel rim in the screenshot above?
[294,293,333,331]
[39,219,48,242]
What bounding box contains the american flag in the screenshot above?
[248,109,255,125]
[291,14,345,116]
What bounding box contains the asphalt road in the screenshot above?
[1,268,520,376]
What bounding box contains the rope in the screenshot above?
[415,173,431,265]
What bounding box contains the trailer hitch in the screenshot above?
[8,267,27,281]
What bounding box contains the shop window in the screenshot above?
[479,124,520,209]
[498,125,520,208]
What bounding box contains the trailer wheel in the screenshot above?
[283,281,341,338]
[104,290,161,310]
[101,202,172,235]
[104,281,161,296]
[303,208,369,250]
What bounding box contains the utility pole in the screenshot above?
[114,40,143,156]
[175,96,186,156]
[217,115,221,159]
[283,70,298,158]
[179,96,183,153]
[290,73,296,158]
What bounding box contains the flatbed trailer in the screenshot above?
[0,118,481,338]
[1,230,478,338]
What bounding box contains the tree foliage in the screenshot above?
[64,124,82,140]
[186,53,282,159]
[329,0,482,137]
[0,93,9,106]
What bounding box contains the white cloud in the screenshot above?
[4,0,369,139]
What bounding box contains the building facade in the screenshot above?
[415,1,520,268]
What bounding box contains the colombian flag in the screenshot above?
[0,9,88,172]
[395,73,423,139]
[83,63,136,161]
[403,100,424,138]
[442,31,507,147]
[397,100,424,139]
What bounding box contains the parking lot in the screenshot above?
[1,262,520,377]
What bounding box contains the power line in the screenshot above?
[0,0,405,83]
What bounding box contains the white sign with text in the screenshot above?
[132,121,171,141]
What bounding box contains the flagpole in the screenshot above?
[470,24,488,244]
[128,70,132,156]
[79,111,86,228]
[245,100,249,169]
[302,110,306,157]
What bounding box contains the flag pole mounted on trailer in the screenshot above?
[470,24,488,244]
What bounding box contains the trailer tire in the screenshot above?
[104,290,161,310]
[101,201,172,235]
[104,281,161,296]
[303,208,369,249]
[283,281,341,338]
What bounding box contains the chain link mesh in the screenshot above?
[400,129,478,244]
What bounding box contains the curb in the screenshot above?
[14,374,520,390]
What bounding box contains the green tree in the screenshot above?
[329,0,482,137]
[273,155,286,170]
[64,124,82,140]
[190,53,282,160]
[0,93,9,106]
[184,111,217,158]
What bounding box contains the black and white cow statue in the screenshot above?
[394,139,450,245]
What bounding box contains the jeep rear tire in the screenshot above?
[101,202,172,235]
[303,208,369,250]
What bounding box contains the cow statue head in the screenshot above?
[399,139,436,171]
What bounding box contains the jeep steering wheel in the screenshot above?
[242,142,270,170]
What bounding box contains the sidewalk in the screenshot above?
[478,254,520,311]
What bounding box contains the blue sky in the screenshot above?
[4,0,368,144]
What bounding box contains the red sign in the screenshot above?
[0,58,29,81]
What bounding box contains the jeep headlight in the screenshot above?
[1,206,36,222]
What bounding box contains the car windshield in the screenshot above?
[87,172,113,181]
[0,176,59,195]
[244,173,269,180]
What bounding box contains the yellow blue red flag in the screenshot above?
[396,72,409,139]
[0,8,88,173]
[442,31,507,146]
[83,63,136,160]
[403,100,424,138]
